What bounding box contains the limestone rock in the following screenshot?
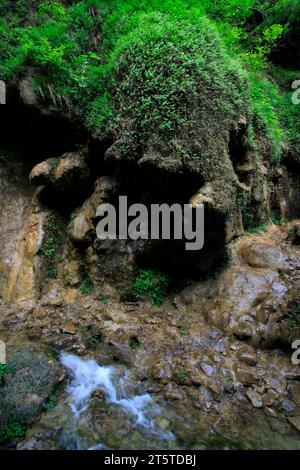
[241,242,287,270]
[68,176,118,243]
[30,152,90,194]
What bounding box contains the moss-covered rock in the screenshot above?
[0,346,65,444]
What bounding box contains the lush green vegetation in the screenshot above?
[121,268,170,306]
[42,393,57,410]
[85,325,102,348]
[0,0,299,166]
[40,213,66,281]
[177,368,190,384]
[0,419,26,443]
[0,363,12,383]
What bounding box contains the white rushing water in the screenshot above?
[60,353,174,446]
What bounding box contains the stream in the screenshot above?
[57,353,176,450]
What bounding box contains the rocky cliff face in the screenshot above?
[0,87,300,448]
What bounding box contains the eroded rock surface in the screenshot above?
[0,223,299,449]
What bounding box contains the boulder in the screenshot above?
[241,242,287,270]
[0,347,65,441]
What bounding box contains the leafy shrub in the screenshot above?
[79,279,92,295]
[121,269,170,307]
[0,420,26,443]
[177,369,190,384]
[246,224,268,234]
[0,363,13,383]
[42,393,57,410]
[0,0,298,165]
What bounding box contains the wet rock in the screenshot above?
[17,424,62,450]
[156,417,170,431]
[269,417,291,435]
[91,389,106,402]
[0,347,65,436]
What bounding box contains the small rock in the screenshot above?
[156,417,170,431]
[235,365,259,384]
[91,389,106,401]
[281,398,296,413]
[246,388,263,408]
[201,364,216,377]
[283,370,300,380]
[242,242,286,270]
[164,390,183,401]
[61,322,77,335]
[236,346,258,366]
[27,327,43,340]
[32,306,47,319]
[262,390,278,407]
[287,224,300,245]
[264,407,278,418]
[288,383,300,405]
[151,364,172,383]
